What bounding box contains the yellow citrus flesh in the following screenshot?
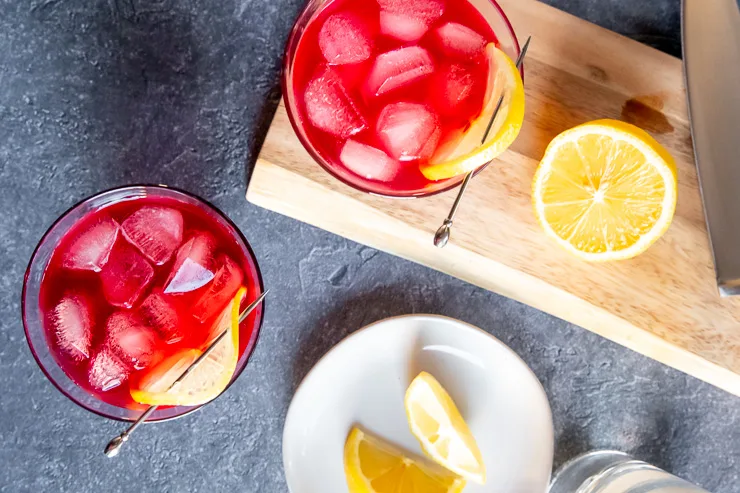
[404,372,486,484]
[130,287,246,406]
[532,119,677,261]
[344,427,465,493]
[421,44,525,181]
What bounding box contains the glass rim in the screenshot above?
[281,0,522,199]
[21,183,266,423]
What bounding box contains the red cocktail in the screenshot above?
[23,186,264,421]
[283,0,521,197]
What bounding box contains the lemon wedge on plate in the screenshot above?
[130,287,246,406]
[344,427,465,493]
[421,43,525,181]
[405,372,486,484]
[532,119,677,261]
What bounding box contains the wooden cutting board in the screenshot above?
[247,0,740,396]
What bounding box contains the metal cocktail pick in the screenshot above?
[433,36,532,248]
[104,289,269,458]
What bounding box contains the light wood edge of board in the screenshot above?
[247,160,740,398]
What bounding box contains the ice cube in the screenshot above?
[377,0,444,42]
[376,102,441,161]
[99,242,154,308]
[192,254,244,323]
[429,63,481,117]
[50,293,93,362]
[365,46,434,98]
[433,22,486,60]
[319,12,375,65]
[379,11,427,42]
[88,347,129,392]
[62,216,120,272]
[139,291,182,344]
[106,312,160,370]
[340,139,400,182]
[377,0,445,17]
[121,206,184,266]
[164,232,217,294]
[304,67,367,138]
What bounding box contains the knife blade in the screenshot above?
[683,0,740,296]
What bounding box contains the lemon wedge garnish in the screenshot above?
[344,427,466,493]
[532,119,677,261]
[130,287,246,406]
[405,372,486,484]
[421,44,525,181]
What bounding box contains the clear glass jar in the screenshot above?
[549,450,710,493]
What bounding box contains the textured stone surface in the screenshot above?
[0,0,737,492]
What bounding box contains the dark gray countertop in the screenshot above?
[1,0,738,492]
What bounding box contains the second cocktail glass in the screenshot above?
[283,0,521,198]
[23,185,265,422]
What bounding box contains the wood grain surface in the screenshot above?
[247,0,740,396]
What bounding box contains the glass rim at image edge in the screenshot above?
[21,183,266,423]
[281,0,523,199]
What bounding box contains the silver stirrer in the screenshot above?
[433,36,532,248]
[104,289,269,458]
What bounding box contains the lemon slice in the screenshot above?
[404,372,486,484]
[532,119,677,261]
[344,427,465,493]
[130,287,246,406]
[421,44,525,181]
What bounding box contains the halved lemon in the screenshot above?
[421,43,525,181]
[130,287,246,406]
[532,119,677,261]
[405,372,486,484]
[344,427,465,493]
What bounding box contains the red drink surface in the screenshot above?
[39,196,260,410]
[292,0,499,194]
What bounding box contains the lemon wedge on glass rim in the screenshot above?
[532,119,677,261]
[405,372,486,484]
[344,427,466,493]
[421,43,525,181]
[130,287,246,406]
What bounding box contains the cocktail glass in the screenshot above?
[22,185,265,422]
[283,0,522,198]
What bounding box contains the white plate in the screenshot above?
[283,314,554,493]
